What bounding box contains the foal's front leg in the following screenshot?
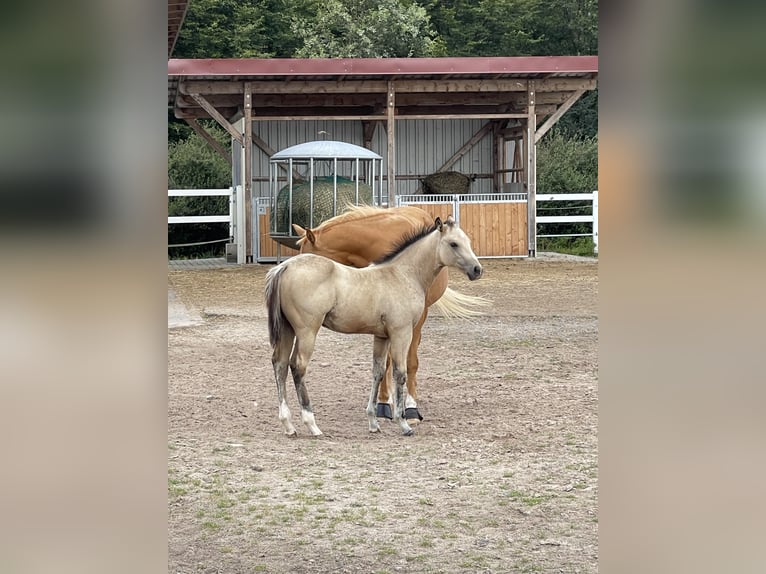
[390,330,414,436]
[366,336,390,433]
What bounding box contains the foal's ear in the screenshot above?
[445,215,456,226]
[434,217,443,232]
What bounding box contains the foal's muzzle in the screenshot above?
[467,264,483,281]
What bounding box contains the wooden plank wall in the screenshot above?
[258,202,527,259]
[258,210,300,259]
[459,202,527,257]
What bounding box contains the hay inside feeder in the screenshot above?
[421,171,471,195]
[272,176,373,234]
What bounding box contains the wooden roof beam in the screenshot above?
[179,77,596,96]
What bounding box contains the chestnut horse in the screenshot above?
[266,216,483,436]
[292,205,488,422]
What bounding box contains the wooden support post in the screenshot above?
[188,93,244,145]
[493,122,503,193]
[386,81,396,206]
[184,118,232,166]
[534,89,586,144]
[244,83,253,262]
[526,81,537,257]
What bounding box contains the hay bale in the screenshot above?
[421,171,471,195]
[272,176,373,234]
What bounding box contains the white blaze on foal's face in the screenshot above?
[437,217,483,280]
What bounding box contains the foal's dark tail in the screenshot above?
[264,263,288,348]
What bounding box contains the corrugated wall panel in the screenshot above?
[370,119,495,196]
[249,118,498,200]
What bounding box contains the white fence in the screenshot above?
[168,186,246,263]
[536,190,598,254]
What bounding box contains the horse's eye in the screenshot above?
[450,241,458,248]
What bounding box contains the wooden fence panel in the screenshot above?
[258,209,299,259]
[459,202,527,256]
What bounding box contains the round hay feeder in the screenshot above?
[269,141,384,249]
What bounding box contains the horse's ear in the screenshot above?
[292,224,315,245]
[434,217,443,232]
[445,215,456,226]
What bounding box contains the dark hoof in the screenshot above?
[376,402,392,419]
[405,407,424,421]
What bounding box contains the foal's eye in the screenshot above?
[449,241,458,248]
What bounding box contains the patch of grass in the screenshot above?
[514,557,543,572]
[201,520,220,531]
[419,537,435,548]
[418,497,434,506]
[508,490,554,507]
[253,565,267,572]
[460,552,488,569]
[377,547,399,558]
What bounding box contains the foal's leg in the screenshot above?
[404,307,428,422]
[366,336,390,433]
[290,326,323,436]
[390,330,414,436]
[374,358,394,419]
[272,323,297,436]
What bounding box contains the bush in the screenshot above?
[535,131,598,256]
[168,125,232,259]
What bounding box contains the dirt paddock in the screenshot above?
[168,257,598,573]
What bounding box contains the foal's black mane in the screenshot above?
[373,222,439,265]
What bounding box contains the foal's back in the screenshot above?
[278,253,425,338]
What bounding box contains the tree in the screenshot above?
[291,0,446,58]
[174,0,271,58]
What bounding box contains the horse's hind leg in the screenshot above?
[272,323,297,436]
[404,308,428,423]
[366,336,390,433]
[290,327,323,436]
[374,359,394,419]
[390,330,414,436]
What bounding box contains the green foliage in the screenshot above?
[422,0,597,57]
[537,130,598,193]
[536,131,598,255]
[168,124,232,258]
[291,0,445,58]
[174,0,271,58]
[554,89,598,140]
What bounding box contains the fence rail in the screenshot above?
[536,190,598,254]
[168,188,238,254]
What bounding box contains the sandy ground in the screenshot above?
[168,257,598,573]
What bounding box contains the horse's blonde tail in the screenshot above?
[265,263,288,347]
[432,287,491,319]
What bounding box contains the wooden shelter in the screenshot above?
[168,55,597,261]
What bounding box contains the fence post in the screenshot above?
[593,189,598,255]
[236,185,246,264]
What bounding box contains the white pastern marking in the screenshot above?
[301,409,323,436]
[279,401,297,435]
[405,393,417,409]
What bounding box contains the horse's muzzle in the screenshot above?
[467,265,483,281]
